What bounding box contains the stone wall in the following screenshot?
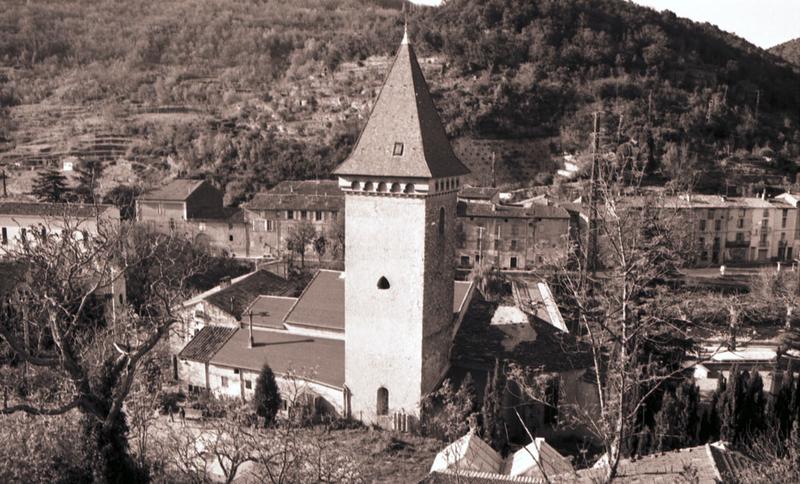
[344,193,427,423]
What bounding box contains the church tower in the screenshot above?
[334,29,470,425]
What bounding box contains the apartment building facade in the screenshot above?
[242,180,344,260]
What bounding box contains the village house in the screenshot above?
[455,193,572,270]
[172,29,594,430]
[427,437,750,483]
[571,193,799,267]
[136,179,250,257]
[241,179,343,260]
[0,201,126,321]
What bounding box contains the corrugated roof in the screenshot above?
[210,329,345,387]
[0,202,115,218]
[203,270,290,320]
[243,295,297,329]
[178,326,237,363]
[139,179,204,201]
[284,270,473,330]
[332,35,469,179]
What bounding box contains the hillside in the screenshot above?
[0,0,798,203]
[770,38,800,68]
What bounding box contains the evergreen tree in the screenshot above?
[74,159,105,203]
[31,167,69,202]
[482,358,508,452]
[253,364,281,427]
[677,381,700,445]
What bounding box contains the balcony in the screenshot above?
[726,239,750,248]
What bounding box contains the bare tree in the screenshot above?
[286,220,317,268]
[513,153,703,483]
[0,213,208,481]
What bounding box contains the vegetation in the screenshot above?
[0,218,207,481]
[253,364,281,427]
[30,167,69,202]
[1,0,798,200]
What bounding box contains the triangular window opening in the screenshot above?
[377,276,390,290]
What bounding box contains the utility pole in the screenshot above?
[490,151,497,188]
[585,112,600,279]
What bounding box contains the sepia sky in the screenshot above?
[409,0,800,49]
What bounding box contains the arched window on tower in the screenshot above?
[438,207,445,237]
[377,182,387,192]
[390,182,401,193]
[404,183,415,194]
[377,387,389,416]
[351,180,361,191]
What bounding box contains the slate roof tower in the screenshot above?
[334,27,470,426]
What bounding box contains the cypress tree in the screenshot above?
[481,358,507,451]
[31,167,69,202]
[253,364,281,427]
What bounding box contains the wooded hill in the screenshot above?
[0,0,798,202]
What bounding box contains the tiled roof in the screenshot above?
[0,202,116,218]
[451,292,592,373]
[457,201,569,220]
[284,270,473,330]
[269,180,341,196]
[243,295,297,329]
[178,326,237,363]
[210,328,345,387]
[332,36,469,179]
[284,270,345,330]
[459,187,500,200]
[244,192,344,212]
[203,270,291,319]
[577,444,750,483]
[138,179,204,201]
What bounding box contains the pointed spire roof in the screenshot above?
[333,32,469,179]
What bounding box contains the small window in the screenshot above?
[221,376,229,387]
[404,183,415,194]
[301,210,308,220]
[377,182,387,192]
[1,227,7,245]
[233,369,240,374]
[390,182,401,193]
[245,380,252,390]
[351,180,361,191]
[377,387,389,415]
[229,235,234,242]
[287,210,294,220]
[364,181,374,191]
[315,210,323,221]
[392,142,404,156]
[377,276,390,290]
